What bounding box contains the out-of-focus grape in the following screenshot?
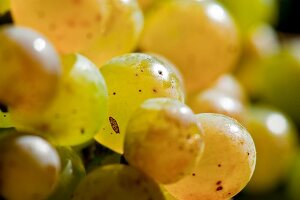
[287,152,300,200]
[10,0,111,53]
[139,0,240,93]
[0,104,13,128]
[0,134,60,200]
[124,98,204,184]
[11,54,108,146]
[0,26,61,113]
[48,147,86,200]
[94,53,185,153]
[0,0,10,14]
[72,164,165,200]
[166,113,256,200]
[81,0,143,67]
[245,105,298,193]
[218,0,278,34]
[188,89,246,124]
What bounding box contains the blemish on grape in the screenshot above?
[109,117,120,134]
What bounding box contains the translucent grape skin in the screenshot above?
[166,113,256,200]
[10,0,111,53]
[11,54,108,146]
[94,53,185,154]
[81,0,144,67]
[124,98,204,184]
[72,164,165,200]
[47,147,86,200]
[0,134,60,200]
[139,0,240,93]
[245,105,298,193]
[0,26,61,113]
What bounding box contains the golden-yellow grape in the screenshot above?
[81,0,143,67]
[0,26,61,113]
[0,134,60,200]
[139,0,240,93]
[166,113,256,200]
[95,53,185,153]
[11,54,108,146]
[124,98,204,184]
[10,0,111,53]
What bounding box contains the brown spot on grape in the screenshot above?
[135,74,139,77]
[113,92,116,95]
[192,173,196,176]
[216,181,222,185]
[228,193,232,195]
[247,152,250,156]
[0,103,8,113]
[216,186,223,191]
[152,89,157,93]
[80,128,85,134]
[3,115,6,117]
[66,19,76,28]
[139,89,142,92]
[218,164,221,167]
[158,70,163,75]
[109,117,120,134]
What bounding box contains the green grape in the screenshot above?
[210,74,248,103]
[287,152,300,200]
[259,39,300,124]
[124,98,204,184]
[0,105,13,128]
[245,105,298,193]
[0,0,10,14]
[218,0,278,34]
[166,113,256,200]
[0,134,60,200]
[188,89,247,124]
[0,26,61,113]
[95,53,185,153]
[139,0,240,93]
[10,0,111,53]
[72,164,165,200]
[11,54,108,146]
[81,0,143,67]
[48,147,86,200]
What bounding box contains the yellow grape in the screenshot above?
[166,113,256,200]
[10,0,111,53]
[139,0,240,93]
[188,89,246,124]
[245,105,298,193]
[0,134,60,200]
[95,53,185,153]
[0,26,61,113]
[81,0,143,67]
[124,98,204,184]
[11,54,108,146]
[72,164,165,200]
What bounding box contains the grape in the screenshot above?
[124,98,204,184]
[166,113,256,200]
[72,164,165,200]
[0,26,61,113]
[218,0,278,34]
[10,0,111,53]
[0,104,13,128]
[48,147,86,200]
[188,89,246,124]
[81,0,143,67]
[245,105,298,193]
[139,0,240,93]
[11,54,108,146]
[0,134,60,200]
[94,53,185,153]
[0,0,10,14]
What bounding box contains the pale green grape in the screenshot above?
[48,147,86,200]
[0,0,10,14]
[245,105,298,193]
[0,26,61,113]
[166,113,256,200]
[81,0,143,67]
[188,89,246,124]
[139,0,240,93]
[95,53,185,153]
[0,134,60,200]
[10,0,111,53]
[72,164,165,200]
[11,54,108,146]
[124,98,204,184]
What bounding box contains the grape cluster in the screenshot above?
[1,0,299,200]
